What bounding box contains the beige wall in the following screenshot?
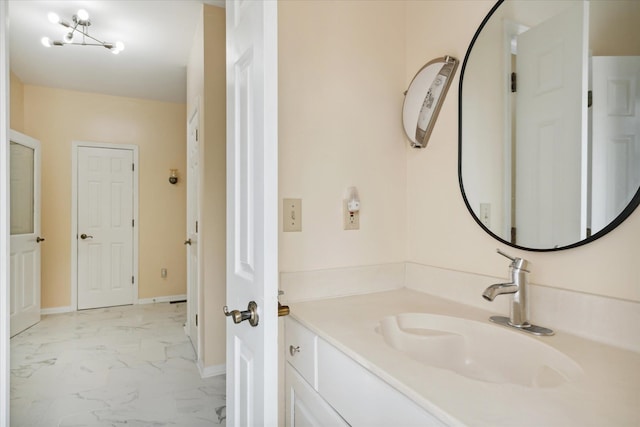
[279,0,407,272]
[279,0,639,303]
[9,71,23,132]
[186,4,226,368]
[405,1,640,302]
[21,85,187,308]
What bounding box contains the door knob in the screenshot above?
[36,236,45,243]
[184,238,192,245]
[223,301,259,327]
[80,233,93,240]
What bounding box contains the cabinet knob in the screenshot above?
[289,345,300,356]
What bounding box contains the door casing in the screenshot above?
[71,141,139,310]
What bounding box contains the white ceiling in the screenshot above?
[9,1,223,103]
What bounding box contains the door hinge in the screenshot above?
[195,129,199,142]
[195,314,198,326]
[511,72,517,93]
[588,90,592,108]
[510,226,517,244]
[132,276,135,284]
[195,221,198,233]
[132,163,135,171]
[132,219,135,227]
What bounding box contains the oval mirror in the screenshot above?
[459,0,640,251]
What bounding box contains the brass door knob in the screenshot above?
[80,233,93,240]
[184,238,192,245]
[36,236,46,243]
[278,302,290,317]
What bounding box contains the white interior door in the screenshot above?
[186,109,200,353]
[591,56,640,233]
[77,146,134,310]
[225,0,279,425]
[515,1,588,248]
[9,130,41,337]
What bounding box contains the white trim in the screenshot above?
[198,361,226,378]
[40,306,74,316]
[138,294,187,305]
[0,1,11,425]
[203,0,225,8]
[71,141,139,310]
[502,20,529,240]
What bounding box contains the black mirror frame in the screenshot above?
[457,0,640,252]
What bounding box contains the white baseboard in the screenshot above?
[198,360,225,378]
[138,294,187,305]
[41,306,74,315]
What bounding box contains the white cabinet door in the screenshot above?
[286,364,349,427]
[225,0,279,425]
[9,130,41,337]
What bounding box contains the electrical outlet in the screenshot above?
[283,198,302,232]
[161,268,167,278]
[343,200,360,230]
[480,203,491,227]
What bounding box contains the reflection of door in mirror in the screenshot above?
[591,56,640,231]
[513,1,588,248]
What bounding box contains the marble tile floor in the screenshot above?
[10,302,226,426]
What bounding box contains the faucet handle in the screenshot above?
[496,249,528,270]
[496,248,516,262]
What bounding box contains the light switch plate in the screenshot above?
[480,203,491,227]
[283,198,302,232]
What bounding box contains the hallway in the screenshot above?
[10,302,226,426]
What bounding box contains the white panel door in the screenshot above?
[225,0,279,425]
[591,56,640,233]
[9,130,41,337]
[77,147,134,310]
[515,1,588,248]
[186,109,200,353]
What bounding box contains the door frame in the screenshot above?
[1,1,10,425]
[186,107,201,359]
[71,141,139,310]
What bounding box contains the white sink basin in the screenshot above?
[377,313,582,388]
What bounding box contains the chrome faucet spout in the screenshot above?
[482,249,554,336]
[482,282,518,301]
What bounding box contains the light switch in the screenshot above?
[480,203,491,227]
[283,198,302,232]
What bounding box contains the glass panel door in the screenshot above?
[10,141,35,235]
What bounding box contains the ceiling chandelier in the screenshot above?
[41,9,125,54]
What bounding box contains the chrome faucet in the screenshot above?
[483,249,554,336]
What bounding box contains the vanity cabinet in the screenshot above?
[285,317,444,427]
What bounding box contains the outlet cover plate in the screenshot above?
[343,200,360,230]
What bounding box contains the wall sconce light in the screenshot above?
[402,55,459,148]
[169,169,178,184]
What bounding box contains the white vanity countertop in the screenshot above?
[289,288,640,427]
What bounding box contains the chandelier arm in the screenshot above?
[72,27,112,47]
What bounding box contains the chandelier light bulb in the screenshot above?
[77,9,89,21]
[41,37,52,48]
[47,12,60,24]
[115,41,125,52]
[63,32,74,44]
